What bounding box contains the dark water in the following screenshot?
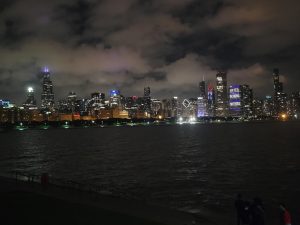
[1,122,300,224]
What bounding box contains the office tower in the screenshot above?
[199,80,206,98]
[197,80,208,117]
[229,85,242,116]
[151,99,162,118]
[241,84,253,117]
[162,99,172,118]
[253,99,263,117]
[273,68,282,96]
[144,87,150,97]
[41,67,55,112]
[263,96,274,116]
[215,71,228,117]
[289,92,300,118]
[171,96,179,118]
[197,96,207,117]
[273,68,286,114]
[144,87,151,114]
[109,90,121,108]
[67,91,77,113]
[207,84,215,117]
[23,87,37,110]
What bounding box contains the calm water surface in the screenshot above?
[1,122,300,224]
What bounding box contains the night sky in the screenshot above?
[0,0,300,104]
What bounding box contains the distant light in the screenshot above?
[43,67,49,73]
[281,114,287,119]
[27,87,34,93]
[179,117,183,122]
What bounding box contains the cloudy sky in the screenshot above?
[0,0,299,104]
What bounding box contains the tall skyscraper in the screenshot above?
[273,68,286,115]
[229,85,242,116]
[263,96,274,116]
[199,80,206,98]
[197,80,207,117]
[241,84,253,117]
[109,89,121,108]
[207,84,215,117]
[41,67,55,112]
[197,96,207,117]
[171,97,179,118]
[144,87,150,97]
[67,91,77,112]
[215,71,228,117]
[144,87,151,114]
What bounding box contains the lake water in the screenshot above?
[1,122,300,224]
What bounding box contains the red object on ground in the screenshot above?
[284,210,291,225]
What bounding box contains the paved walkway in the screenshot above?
[0,176,216,225]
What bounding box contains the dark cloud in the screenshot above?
[0,0,300,104]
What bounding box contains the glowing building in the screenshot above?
[144,87,151,113]
[229,85,242,116]
[109,90,121,108]
[263,96,274,116]
[197,96,208,117]
[215,71,228,117]
[207,84,215,117]
[241,84,253,117]
[41,67,55,112]
[273,68,287,115]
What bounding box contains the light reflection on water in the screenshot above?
[0,122,300,224]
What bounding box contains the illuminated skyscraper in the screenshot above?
[197,96,207,117]
[241,84,253,117]
[229,85,242,116]
[144,87,151,113]
[289,91,300,118]
[67,91,77,112]
[41,67,55,112]
[273,68,287,115]
[109,89,121,108]
[197,80,207,117]
[263,96,274,116]
[199,80,206,98]
[215,71,228,117]
[207,84,215,117]
[171,96,180,118]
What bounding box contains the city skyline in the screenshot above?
[1,66,299,123]
[0,0,300,103]
[0,67,297,105]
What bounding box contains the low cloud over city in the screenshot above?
[0,0,300,103]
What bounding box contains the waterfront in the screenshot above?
[1,122,300,224]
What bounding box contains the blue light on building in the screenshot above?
[110,90,120,97]
[229,85,242,116]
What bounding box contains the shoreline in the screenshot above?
[0,119,296,131]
